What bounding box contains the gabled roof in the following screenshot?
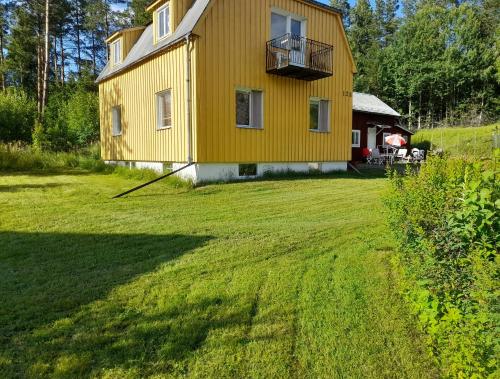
[96,0,211,83]
[96,0,349,83]
[352,92,401,117]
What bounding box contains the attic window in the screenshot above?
[157,3,170,40]
[111,39,122,65]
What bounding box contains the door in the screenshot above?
[270,11,306,66]
[290,18,305,66]
[368,127,377,150]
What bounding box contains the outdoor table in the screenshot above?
[380,153,394,165]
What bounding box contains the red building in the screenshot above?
[351,92,413,162]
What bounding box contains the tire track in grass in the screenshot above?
[289,257,314,379]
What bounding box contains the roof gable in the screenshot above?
[97,0,355,83]
[96,0,211,83]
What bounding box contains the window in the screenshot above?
[383,132,391,146]
[111,39,121,65]
[352,130,361,147]
[271,12,287,39]
[271,10,306,39]
[157,89,172,129]
[112,106,122,136]
[309,98,330,132]
[239,164,257,177]
[157,4,170,40]
[236,89,263,129]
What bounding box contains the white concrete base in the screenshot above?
[173,162,348,184]
[105,160,347,184]
[104,160,165,173]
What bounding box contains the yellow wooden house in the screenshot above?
[97,0,356,183]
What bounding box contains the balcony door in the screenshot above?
[271,10,306,66]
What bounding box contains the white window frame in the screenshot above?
[236,88,264,130]
[352,130,361,147]
[309,97,330,133]
[111,39,122,65]
[156,89,173,130]
[112,106,122,136]
[271,8,307,39]
[157,3,171,40]
[383,132,392,146]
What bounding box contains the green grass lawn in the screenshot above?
[412,123,499,158]
[0,171,437,378]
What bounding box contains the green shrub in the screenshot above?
[66,90,100,147]
[38,88,100,151]
[385,157,498,378]
[0,89,36,143]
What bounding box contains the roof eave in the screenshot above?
[96,33,194,84]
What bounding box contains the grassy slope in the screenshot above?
[0,172,437,378]
[412,124,499,158]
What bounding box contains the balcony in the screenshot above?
[266,34,333,81]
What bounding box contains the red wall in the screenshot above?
[351,111,411,162]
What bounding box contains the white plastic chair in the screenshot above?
[412,148,424,162]
[396,149,409,162]
[371,148,383,165]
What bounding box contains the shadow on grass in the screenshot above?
[0,232,294,377]
[0,183,70,192]
[0,232,214,376]
[0,169,95,177]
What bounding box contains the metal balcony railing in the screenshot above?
[266,34,333,81]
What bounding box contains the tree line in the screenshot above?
[0,0,498,150]
[332,0,499,128]
[0,0,149,148]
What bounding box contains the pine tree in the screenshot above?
[0,2,9,90]
[349,0,379,92]
[6,4,39,95]
[129,0,151,26]
[330,0,351,28]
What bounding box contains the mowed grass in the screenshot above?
[412,123,499,158]
[0,171,437,378]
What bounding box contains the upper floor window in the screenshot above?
[271,9,306,39]
[236,89,263,129]
[310,98,330,132]
[157,4,170,40]
[111,39,122,65]
[112,106,122,136]
[157,89,172,129]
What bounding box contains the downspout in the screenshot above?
[185,34,193,164]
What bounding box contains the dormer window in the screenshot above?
[111,39,122,65]
[157,3,170,40]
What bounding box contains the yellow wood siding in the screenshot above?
[193,0,354,163]
[99,43,197,163]
[122,28,145,57]
[174,0,194,29]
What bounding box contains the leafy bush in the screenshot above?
[38,89,99,151]
[66,90,99,146]
[0,89,36,143]
[385,157,498,378]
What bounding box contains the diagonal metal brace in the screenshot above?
[113,163,195,199]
